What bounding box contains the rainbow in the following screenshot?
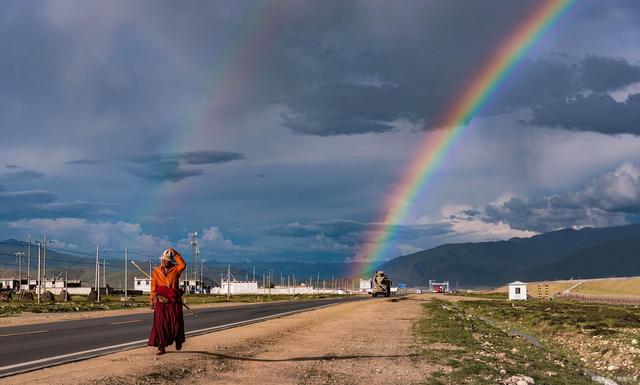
[354,0,575,277]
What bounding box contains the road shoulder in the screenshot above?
[1,296,435,385]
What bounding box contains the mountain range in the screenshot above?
[377,223,640,288]
[2,223,639,289]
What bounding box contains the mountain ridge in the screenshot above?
[376,223,640,288]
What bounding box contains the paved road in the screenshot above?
[0,297,363,377]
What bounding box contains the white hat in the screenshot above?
[160,249,174,262]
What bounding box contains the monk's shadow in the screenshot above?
[167,351,420,362]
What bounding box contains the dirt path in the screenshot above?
[2,296,438,385]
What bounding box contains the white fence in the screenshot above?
[210,285,345,295]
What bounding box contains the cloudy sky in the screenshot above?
[1,0,640,264]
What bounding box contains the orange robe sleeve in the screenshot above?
[174,253,186,274]
[150,269,158,304]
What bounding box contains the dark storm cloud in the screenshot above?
[272,8,640,136]
[1,170,45,181]
[129,150,245,165]
[478,163,640,232]
[282,84,405,136]
[5,165,19,169]
[66,158,106,165]
[0,190,57,205]
[2,0,639,146]
[127,160,203,183]
[260,219,452,249]
[280,52,640,136]
[175,150,246,165]
[66,150,245,167]
[580,55,640,92]
[125,151,245,182]
[529,93,640,134]
[0,189,114,220]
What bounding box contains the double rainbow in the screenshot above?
[354,0,575,277]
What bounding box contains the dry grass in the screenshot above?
[493,280,579,299]
[492,276,640,299]
[571,277,640,297]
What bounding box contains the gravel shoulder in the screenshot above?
[1,295,435,385]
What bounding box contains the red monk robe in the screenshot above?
[148,249,186,354]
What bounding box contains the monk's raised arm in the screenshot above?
[174,252,186,273]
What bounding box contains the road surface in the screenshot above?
[0,297,363,378]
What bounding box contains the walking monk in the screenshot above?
[148,247,186,355]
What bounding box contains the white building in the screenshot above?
[508,281,527,300]
[0,278,19,290]
[220,281,258,294]
[359,279,372,293]
[134,277,151,293]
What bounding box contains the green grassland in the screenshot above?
[416,298,640,384]
[414,299,593,385]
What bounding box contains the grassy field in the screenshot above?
[571,277,640,297]
[0,293,348,316]
[491,276,640,299]
[453,299,640,384]
[493,280,580,299]
[414,299,593,385]
[454,291,508,300]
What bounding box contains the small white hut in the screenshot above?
[508,281,527,301]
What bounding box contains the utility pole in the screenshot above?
[226,262,231,300]
[253,266,255,282]
[64,267,68,302]
[124,248,128,300]
[37,241,41,304]
[94,244,98,293]
[43,235,47,279]
[27,235,31,285]
[95,244,100,302]
[293,274,296,297]
[200,259,204,294]
[103,259,107,295]
[15,252,24,289]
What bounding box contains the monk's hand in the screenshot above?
[150,303,155,310]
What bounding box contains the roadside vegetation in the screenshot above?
[457,299,640,384]
[414,299,596,385]
[0,293,348,316]
[453,291,509,300]
[415,297,640,384]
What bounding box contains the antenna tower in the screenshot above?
[190,231,200,285]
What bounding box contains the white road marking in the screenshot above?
[0,330,48,338]
[110,319,142,325]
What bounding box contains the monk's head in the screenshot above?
[160,248,175,267]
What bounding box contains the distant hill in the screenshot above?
[528,237,640,281]
[377,223,640,288]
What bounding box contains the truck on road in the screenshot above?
[370,271,392,297]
